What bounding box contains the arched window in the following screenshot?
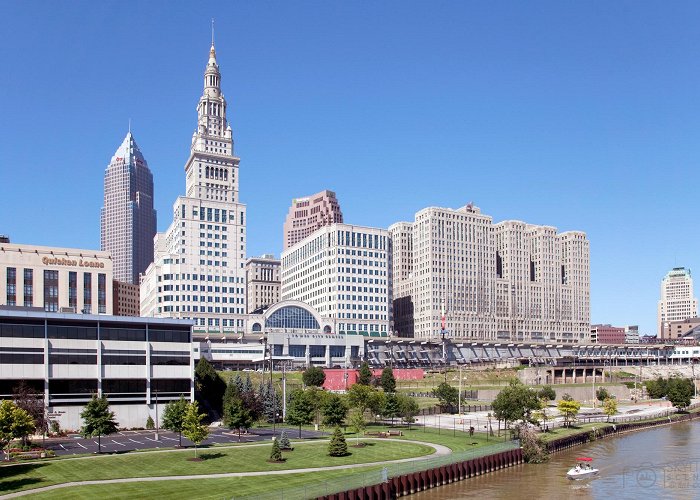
[323,325,332,334]
[205,166,209,178]
[265,306,319,330]
[251,323,262,332]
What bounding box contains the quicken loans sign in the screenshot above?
[42,257,105,269]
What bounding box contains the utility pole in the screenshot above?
[458,365,462,416]
[154,389,159,441]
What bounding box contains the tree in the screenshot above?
[380,367,396,393]
[349,411,366,446]
[432,382,459,411]
[279,430,292,450]
[302,366,326,387]
[347,383,375,416]
[162,395,189,447]
[269,437,283,462]
[602,398,618,422]
[557,398,581,427]
[517,423,548,463]
[667,377,694,410]
[491,380,540,431]
[533,397,551,430]
[396,393,419,429]
[645,377,669,399]
[357,362,373,386]
[80,394,118,453]
[0,400,35,460]
[322,393,349,427]
[223,388,253,441]
[182,401,209,458]
[382,393,401,425]
[286,389,315,438]
[328,426,349,457]
[538,386,556,402]
[195,358,226,414]
[562,393,574,402]
[596,387,611,403]
[12,382,47,446]
[146,416,155,430]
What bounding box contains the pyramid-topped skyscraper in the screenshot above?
[101,131,157,285]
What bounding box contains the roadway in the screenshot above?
[44,426,325,456]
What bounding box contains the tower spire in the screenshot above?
[211,18,215,47]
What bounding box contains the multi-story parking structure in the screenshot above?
[281,224,390,337]
[0,308,192,430]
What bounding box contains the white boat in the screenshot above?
[567,457,599,480]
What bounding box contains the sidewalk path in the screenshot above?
[0,439,451,499]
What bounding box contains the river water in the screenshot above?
[412,421,700,500]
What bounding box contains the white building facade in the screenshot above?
[390,204,590,342]
[281,224,391,337]
[141,41,247,337]
[0,242,113,315]
[658,267,698,337]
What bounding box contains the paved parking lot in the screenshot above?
[45,426,325,456]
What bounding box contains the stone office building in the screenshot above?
[0,242,113,315]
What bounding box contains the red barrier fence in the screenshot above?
[323,368,425,391]
[317,448,523,499]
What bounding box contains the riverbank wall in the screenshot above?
[317,447,523,500]
[546,409,700,454]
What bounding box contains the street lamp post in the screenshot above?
[154,389,159,441]
[458,365,462,416]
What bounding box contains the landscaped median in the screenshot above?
[0,437,434,498]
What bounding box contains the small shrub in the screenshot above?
[146,416,155,430]
[279,431,292,450]
[269,438,283,462]
[328,426,349,457]
[518,424,548,463]
[50,421,60,435]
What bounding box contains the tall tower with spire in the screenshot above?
[140,38,247,336]
[101,132,157,285]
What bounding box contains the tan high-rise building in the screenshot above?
[283,190,343,250]
[390,204,590,342]
[245,255,280,313]
[140,40,248,336]
[658,267,697,337]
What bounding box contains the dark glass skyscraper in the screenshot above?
[101,132,157,285]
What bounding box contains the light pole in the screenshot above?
[154,389,159,441]
[458,365,462,416]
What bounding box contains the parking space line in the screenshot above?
[162,436,177,441]
[93,441,100,446]
[144,437,158,442]
[59,444,66,450]
[76,442,87,449]
[111,440,126,447]
[129,438,144,445]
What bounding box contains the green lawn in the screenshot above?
[359,424,495,453]
[0,440,433,495]
[538,422,611,443]
[25,468,387,500]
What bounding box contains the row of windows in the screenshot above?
[0,323,190,343]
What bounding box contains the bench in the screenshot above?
[387,431,403,437]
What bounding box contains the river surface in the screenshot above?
[412,421,700,500]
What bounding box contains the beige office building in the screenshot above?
[390,204,590,342]
[245,255,281,313]
[283,190,343,250]
[0,242,113,314]
[658,267,698,337]
[281,223,390,336]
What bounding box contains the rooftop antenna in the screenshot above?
[128,118,131,134]
[211,18,215,46]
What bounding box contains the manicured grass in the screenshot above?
[25,467,387,500]
[0,440,433,495]
[360,424,494,453]
[538,422,610,443]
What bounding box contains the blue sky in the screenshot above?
[2,1,700,336]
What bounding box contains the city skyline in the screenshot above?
[3,2,700,336]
